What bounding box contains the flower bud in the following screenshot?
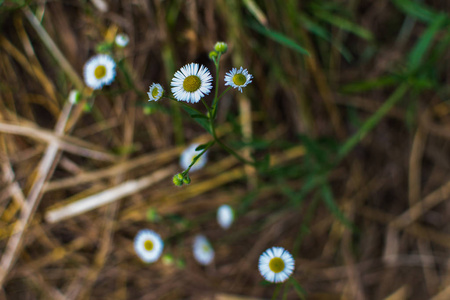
[214,42,228,54]
[183,174,191,184]
[209,51,218,61]
[173,173,184,186]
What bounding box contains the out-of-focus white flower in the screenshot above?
[217,204,234,229]
[134,229,164,263]
[193,234,214,265]
[83,54,116,90]
[180,143,207,172]
[258,247,294,283]
[115,33,129,47]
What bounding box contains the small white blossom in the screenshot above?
[134,229,164,263]
[171,63,213,103]
[224,67,252,93]
[83,54,116,90]
[258,247,295,283]
[193,235,214,265]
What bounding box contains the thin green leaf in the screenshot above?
[392,0,439,23]
[190,113,209,119]
[180,104,211,134]
[314,10,374,41]
[247,21,310,56]
[320,183,355,230]
[195,141,214,151]
[299,13,353,61]
[255,154,270,172]
[340,76,400,93]
[408,13,447,72]
[289,278,307,300]
[293,174,325,205]
[242,0,267,26]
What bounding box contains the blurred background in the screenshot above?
[0,0,449,299]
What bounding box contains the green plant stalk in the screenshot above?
[336,83,409,161]
[207,53,257,166]
[181,144,214,175]
[271,283,283,300]
[211,53,222,119]
[209,117,256,166]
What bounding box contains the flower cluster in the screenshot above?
[133,42,296,284]
[145,42,252,104]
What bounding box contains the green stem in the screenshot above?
[212,53,222,119]
[182,143,214,175]
[201,98,212,115]
[217,86,232,101]
[209,118,256,166]
[271,283,283,300]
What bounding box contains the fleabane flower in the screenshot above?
[224,67,252,93]
[115,33,129,47]
[83,54,116,90]
[134,229,164,263]
[171,63,213,103]
[217,204,234,229]
[148,83,164,101]
[258,247,295,283]
[193,235,214,265]
[180,143,207,172]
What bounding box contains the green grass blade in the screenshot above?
[247,21,310,56]
[314,10,374,41]
[242,0,267,25]
[289,278,307,300]
[299,13,353,61]
[320,183,355,229]
[408,13,447,72]
[340,75,400,93]
[392,0,440,23]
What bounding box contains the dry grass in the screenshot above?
[0,1,449,299]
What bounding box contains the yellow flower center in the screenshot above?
[94,65,107,79]
[269,257,285,273]
[144,240,154,251]
[232,73,247,86]
[202,244,210,253]
[183,75,201,92]
[151,87,160,98]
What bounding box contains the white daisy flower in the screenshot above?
[217,204,234,230]
[180,143,207,172]
[224,67,253,93]
[171,63,213,103]
[134,229,164,263]
[83,54,116,90]
[258,247,295,283]
[147,83,164,101]
[115,33,129,47]
[193,234,214,265]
